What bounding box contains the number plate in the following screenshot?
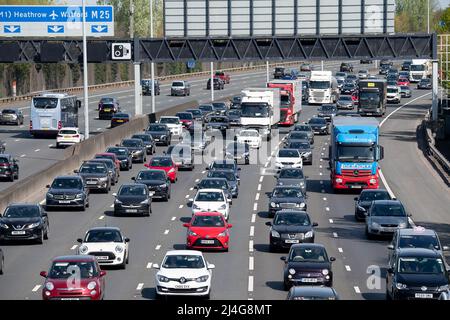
[60,298,80,300]
[96,256,109,260]
[154,139,159,141]
[175,285,190,289]
[104,109,111,112]
[59,200,71,204]
[116,120,124,123]
[126,209,138,213]
[415,293,433,299]
[201,240,215,244]
[285,240,299,244]
[301,278,318,283]
[349,185,362,189]
[11,231,26,235]
[86,181,97,185]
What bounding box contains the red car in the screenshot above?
[351,91,359,104]
[175,112,194,129]
[40,255,106,300]
[95,152,120,173]
[183,212,232,251]
[215,71,230,84]
[145,156,178,183]
[397,77,410,86]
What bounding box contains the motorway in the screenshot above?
[0,61,448,300]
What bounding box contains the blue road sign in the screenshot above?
[47,25,64,34]
[187,59,196,69]
[91,25,108,33]
[3,25,20,33]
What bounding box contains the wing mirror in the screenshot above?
[387,244,394,250]
[207,263,215,270]
[77,238,83,243]
[112,193,117,197]
[265,221,272,226]
[312,222,318,227]
[40,271,48,278]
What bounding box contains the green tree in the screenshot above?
[395,0,440,32]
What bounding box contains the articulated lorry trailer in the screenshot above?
[330,117,384,192]
[358,79,387,117]
[267,80,302,126]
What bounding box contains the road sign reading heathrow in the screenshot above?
[0,5,114,37]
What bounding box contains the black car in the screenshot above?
[131,133,156,155]
[287,286,339,300]
[110,113,130,128]
[293,124,314,145]
[401,61,412,71]
[146,123,172,146]
[0,204,49,243]
[0,108,24,125]
[0,154,19,181]
[195,178,233,201]
[308,117,329,135]
[379,64,391,75]
[207,159,241,178]
[212,102,228,114]
[225,142,250,165]
[185,108,203,121]
[284,131,310,146]
[225,109,241,126]
[207,78,224,90]
[141,79,160,96]
[86,159,119,186]
[133,170,171,201]
[274,67,286,79]
[113,184,152,216]
[198,104,215,116]
[75,162,111,193]
[267,186,307,217]
[360,59,372,64]
[266,210,316,251]
[207,169,239,198]
[99,102,120,120]
[340,83,357,95]
[386,248,450,300]
[230,96,242,109]
[281,243,334,289]
[0,248,3,274]
[418,78,432,90]
[46,176,89,211]
[120,138,146,163]
[166,144,194,170]
[276,167,307,195]
[106,146,133,171]
[387,74,398,83]
[287,141,313,165]
[340,63,353,72]
[317,104,337,121]
[205,115,230,134]
[354,189,392,221]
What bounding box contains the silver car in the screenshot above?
[336,95,354,110]
[365,200,410,239]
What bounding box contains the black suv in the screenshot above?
[75,162,111,193]
[131,133,156,155]
[45,176,89,211]
[0,154,19,181]
[146,123,172,146]
[340,63,353,72]
[274,67,286,79]
[207,78,224,90]
[133,170,171,201]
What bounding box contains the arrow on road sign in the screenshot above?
[4,25,20,33]
[47,25,64,33]
[91,25,108,33]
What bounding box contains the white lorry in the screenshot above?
[409,59,432,82]
[308,71,339,104]
[240,88,281,139]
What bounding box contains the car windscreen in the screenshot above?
[150,158,172,167]
[176,113,193,120]
[387,88,398,93]
[100,98,114,103]
[89,161,113,170]
[162,255,205,269]
[274,213,310,226]
[208,117,228,123]
[199,179,228,190]
[51,178,83,189]
[122,140,142,148]
[309,81,330,89]
[399,235,440,251]
[208,171,236,182]
[148,124,167,131]
[85,230,123,242]
[309,118,326,124]
[137,170,166,181]
[359,191,391,201]
[119,185,147,196]
[320,105,336,111]
[278,149,300,158]
[273,188,303,198]
[294,125,311,132]
[2,109,17,114]
[289,142,310,150]
[211,163,235,170]
[279,169,304,179]
[398,257,445,274]
[371,204,406,217]
[160,118,179,124]
[289,247,327,262]
[107,148,128,156]
[195,192,224,202]
[339,96,352,102]
[79,164,107,174]
[289,132,308,140]
[49,261,98,279]
[192,215,225,227]
[3,205,40,218]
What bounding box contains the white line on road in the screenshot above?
[146,262,153,269]
[329,219,334,224]
[249,257,254,271]
[136,283,144,291]
[249,240,254,252]
[98,216,105,220]
[259,176,264,183]
[320,165,323,169]
[255,193,260,201]
[189,187,194,191]
[195,179,200,182]
[171,216,176,221]
[110,204,114,208]
[164,229,169,235]
[201,170,206,174]
[338,248,343,253]
[257,184,261,191]
[323,197,327,201]
[250,226,255,237]
[32,285,41,292]
[20,154,25,158]
[325,207,330,211]
[345,265,352,272]
[39,199,45,205]
[179,205,184,209]
[333,232,338,238]
[354,286,361,294]
[185,195,190,199]
[48,144,53,147]
[15,139,20,142]
[248,276,254,292]
[34,149,40,152]
[253,203,258,211]
[70,245,78,250]
[251,214,256,223]
[155,245,161,250]
[321,190,325,193]
[319,172,323,176]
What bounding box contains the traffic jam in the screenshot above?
[1,58,449,301]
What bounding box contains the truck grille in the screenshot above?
[342,169,372,177]
[412,74,423,80]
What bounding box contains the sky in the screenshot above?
[440,0,450,8]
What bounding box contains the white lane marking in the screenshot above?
[250,226,255,237]
[249,240,254,252]
[257,184,261,191]
[323,197,327,201]
[325,207,330,211]
[319,172,323,176]
[136,283,144,291]
[146,262,153,269]
[171,216,176,221]
[267,156,271,161]
[32,285,41,292]
[329,219,334,224]
[322,148,326,151]
[48,144,53,147]
[155,245,161,250]
[259,176,264,183]
[251,213,256,223]
[248,276,254,292]
[354,286,361,294]
[333,232,338,238]
[321,152,324,156]
[320,181,324,184]
[264,162,269,168]
[15,139,20,142]
[320,159,323,162]
[249,257,254,271]
[96,128,102,131]
[98,216,105,220]
[253,203,258,211]
[345,265,352,272]
[201,170,206,174]
[321,190,325,193]
[34,149,40,152]
[195,179,200,183]
[255,193,260,201]
[189,187,194,191]
[338,247,343,253]
[70,245,78,250]
[320,165,323,169]
[379,169,395,199]
[179,205,184,209]
[20,154,26,157]
[185,195,190,199]
[164,229,169,235]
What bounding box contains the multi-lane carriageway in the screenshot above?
[0,61,449,300]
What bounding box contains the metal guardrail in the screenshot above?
[0,60,303,105]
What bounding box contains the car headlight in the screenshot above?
[159,184,167,188]
[115,245,124,253]
[218,204,227,210]
[398,222,407,228]
[299,182,304,186]
[371,222,381,229]
[321,126,327,129]
[46,193,54,199]
[157,275,170,283]
[305,231,314,238]
[140,199,150,205]
[188,230,198,236]
[75,193,84,199]
[99,177,108,182]
[27,222,40,229]
[87,281,97,290]
[396,282,407,290]
[271,230,280,238]
[168,168,175,174]
[79,245,88,254]
[114,198,122,204]
[270,202,278,208]
[357,205,367,211]
[289,268,296,275]
[322,269,329,275]
[196,275,209,283]
[0,223,9,229]
[438,285,449,291]
[218,230,228,237]
[45,282,54,291]
[335,178,343,183]
[297,203,306,208]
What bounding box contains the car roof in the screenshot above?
[372,199,402,205]
[360,189,389,194]
[290,286,336,296]
[201,177,228,181]
[196,188,225,193]
[397,248,443,258]
[87,226,121,232]
[165,250,203,256]
[290,243,326,250]
[193,211,224,217]
[7,203,39,208]
[54,175,82,180]
[397,227,437,237]
[96,152,116,157]
[52,255,97,262]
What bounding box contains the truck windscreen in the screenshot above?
[410,65,425,71]
[337,145,375,162]
[309,81,331,89]
[240,104,269,118]
[359,92,380,103]
[280,95,290,106]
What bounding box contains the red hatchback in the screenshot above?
[95,152,120,173]
[40,255,106,300]
[145,156,178,183]
[397,77,410,86]
[183,212,232,251]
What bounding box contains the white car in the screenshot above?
[190,188,231,220]
[77,227,130,269]
[56,127,84,148]
[275,148,303,170]
[154,250,215,298]
[236,129,262,149]
[387,85,401,103]
[159,116,183,136]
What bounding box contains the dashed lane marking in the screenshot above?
[189,187,194,191]
[34,149,40,152]
[146,262,153,269]
[255,193,260,201]
[354,286,361,294]
[171,216,176,221]
[333,232,338,238]
[325,207,330,211]
[338,248,343,253]
[70,245,78,250]
[259,176,264,183]
[20,154,26,158]
[98,216,105,220]
[323,197,327,201]
[329,219,334,224]
[155,245,161,250]
[32,285,41,292]
[164,229,169,235]
[249,240,254,252]
[345,265,352,272]
[185,195,190,199]
[136,283,144,291]
[253,203,258,211]
[248,276,254,292]
[48,144,53,147]
[249,257,254,271]
[179,205,184,209]
[195,179,200,182]
[251,214,256,223]
[257,184,261,191]
[250,226,255,237]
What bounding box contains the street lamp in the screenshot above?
[82,0,89,139]
[150,0,156,116]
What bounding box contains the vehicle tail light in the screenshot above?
[29,120,32,130]
[73,135,79,138]
[57,121,62,130]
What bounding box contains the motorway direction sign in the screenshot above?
[0,5,114,37]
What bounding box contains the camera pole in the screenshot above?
[82,0,89,139]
